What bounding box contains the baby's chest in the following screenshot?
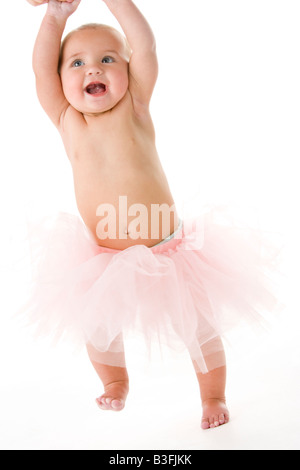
[65,115,151,164]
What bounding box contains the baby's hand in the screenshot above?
[44,0,81,18]
[26,0,76,6]
[26,0,48,6]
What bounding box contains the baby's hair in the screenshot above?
[58,23,131,73]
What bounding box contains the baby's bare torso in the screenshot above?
[60,92,178,249]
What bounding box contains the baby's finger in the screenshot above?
[26,0,48,6]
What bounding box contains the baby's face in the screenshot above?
[59,28,130,115]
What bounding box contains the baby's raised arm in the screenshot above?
[102,0,158,111]
[32,0,81,127]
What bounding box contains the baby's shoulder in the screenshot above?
[59,91,152,136]
[59,105,86,131]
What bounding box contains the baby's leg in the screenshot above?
[192,337,230,429]
[86,341,129,412]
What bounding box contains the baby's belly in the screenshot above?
[74,171,179,250]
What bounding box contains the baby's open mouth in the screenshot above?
[85,82,107,95]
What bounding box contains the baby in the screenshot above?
[26,0,280,430]
[28,0,229,429]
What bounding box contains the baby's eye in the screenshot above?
[102,56,114,64]
[72,59,84,68]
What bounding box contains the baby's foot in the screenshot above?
[96,380,129,412]
[201,398,229,430]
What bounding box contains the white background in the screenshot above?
[0,0,299,450]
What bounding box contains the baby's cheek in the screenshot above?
[117,75,129,96]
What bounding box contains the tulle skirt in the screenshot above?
[19,206,283,374]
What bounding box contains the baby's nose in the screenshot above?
[87,65,103,75]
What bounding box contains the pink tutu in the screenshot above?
[20,207,282,374]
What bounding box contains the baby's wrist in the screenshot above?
[44,10,68,30]
[45,6,70,21]
[102,0,127,4]
[45,5,72,24]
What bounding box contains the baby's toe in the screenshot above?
[209,415,220,428]
[96,396,111,410]
[96,397,107,409]
[111,399,124,410]
[201,418,210,430]
[219,413,225,425]
[96,395,125,411]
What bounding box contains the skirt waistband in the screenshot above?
[152,219,183,247]
[95,219,184,255]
